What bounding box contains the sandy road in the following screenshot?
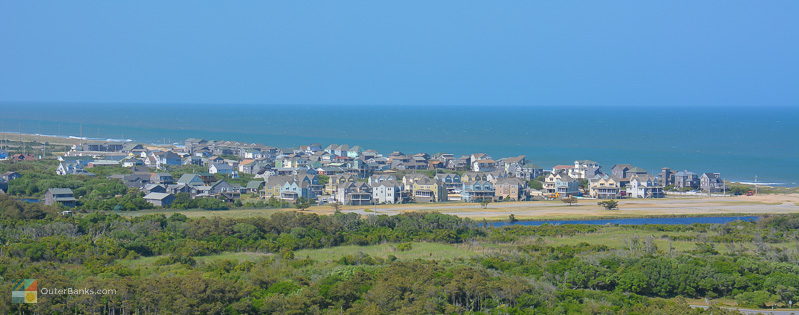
[123,194,799,220]
[339,194,799,220]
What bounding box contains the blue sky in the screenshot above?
[1,1,797,107]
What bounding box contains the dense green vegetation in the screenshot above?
[0,160,153,210]
[0,161,262,211]
[3,193,799,313]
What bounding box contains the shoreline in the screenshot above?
[0,131,134,144]
[2,131,795,186]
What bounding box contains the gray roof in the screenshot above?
[371,180,401,187]
[630,174,656,182]
[144,192,172,200]
[48,188,74,195]
[144,184,165,190]
[495,178,525,185]
[177,174,203,184]
[246,180,265,189]
[414,177,437,185]
[211,163,233,170]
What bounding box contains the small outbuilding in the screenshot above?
[143,192,175,207]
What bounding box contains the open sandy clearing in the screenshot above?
[122,194,799,220]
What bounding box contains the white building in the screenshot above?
[628,174,664,198]
[371,180,402,204]
[568,160,602,179]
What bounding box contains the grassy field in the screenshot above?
[539,227,702,251]
[294,242,479,261]
[117,242,474,273]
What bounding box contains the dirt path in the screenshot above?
[339,194,799,220]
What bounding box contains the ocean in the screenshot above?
[1,103,797,185]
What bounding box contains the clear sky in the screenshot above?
[1,1,797,107]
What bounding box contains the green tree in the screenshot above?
[577,179,589,192]
[726,183,751,195]
[597,200,619,210]
[295,197,312,211]
[562,196,577,206]
[527,180,543,190]
[317,175,330,185]
[332,201,342,214]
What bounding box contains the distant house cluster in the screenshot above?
[578,164,725,200]
[0,152,37,162]
[45,137,727,208]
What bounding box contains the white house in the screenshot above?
[628,174,664,198]
[209,163,234,175]
[568,160,602,179]
[371,180,402,204]
[471,159,497,172]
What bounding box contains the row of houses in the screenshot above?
[62,138,545,180]
[55,138,728,206]
[259,172,530,205]
[0,152,37,162]
[543,161,726,199]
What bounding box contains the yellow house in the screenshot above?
[324,175,357,195]
[411,177,447,202]
[589,176,620,199]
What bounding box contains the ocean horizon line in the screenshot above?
[1,100,797,109]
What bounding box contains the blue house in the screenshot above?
[461,180,495,202]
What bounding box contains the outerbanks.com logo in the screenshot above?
[11,279,37,304]
[11,279,117,304]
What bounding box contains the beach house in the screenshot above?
[673,170,700,190]
[371,180,402,204]
[461,180,495,202]
[335,182,372,205]
[494,177,527,201]
[628,174,665,198]
[569,160,602,179]
[700,173,725,193]
[589,175,621,199]
[411,177,447,202]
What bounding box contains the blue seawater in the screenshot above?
[1,103,796,184]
